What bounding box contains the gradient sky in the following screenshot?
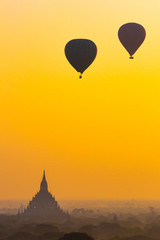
[0,0,160,200]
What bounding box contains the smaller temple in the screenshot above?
[20,171,68,219]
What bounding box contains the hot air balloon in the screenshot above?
[118,23,146,59]
[65,39,97,78]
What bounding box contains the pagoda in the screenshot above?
[21,171,68,219]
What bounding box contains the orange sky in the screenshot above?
[0,0,160,200]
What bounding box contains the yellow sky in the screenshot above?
[0,0,160,200]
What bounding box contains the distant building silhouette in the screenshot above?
[20,170,68,219]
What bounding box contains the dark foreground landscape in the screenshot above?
[1,203,160,240]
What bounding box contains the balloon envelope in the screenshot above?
[118,23,146,58]
[65,39,97,76]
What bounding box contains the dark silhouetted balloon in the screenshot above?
[118,23,146,59]
[65,39,97,78]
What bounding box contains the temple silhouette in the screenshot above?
[20,171,68,219]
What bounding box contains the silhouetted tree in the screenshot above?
[59,232,94,240]
[35,224,59,234]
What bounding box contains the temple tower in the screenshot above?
[21,171,68,219]
[40,170,48,191]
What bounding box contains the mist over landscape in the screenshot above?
[1,200,160,240]
[1,199,160,215]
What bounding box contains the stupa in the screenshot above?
[21,171,68,219]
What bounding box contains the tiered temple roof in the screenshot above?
[21,171,68,219]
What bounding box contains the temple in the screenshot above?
[20,171,68,219]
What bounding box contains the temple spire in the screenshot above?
[43,170,46,181]
[20,170,68,218]
[40,170,48,191]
